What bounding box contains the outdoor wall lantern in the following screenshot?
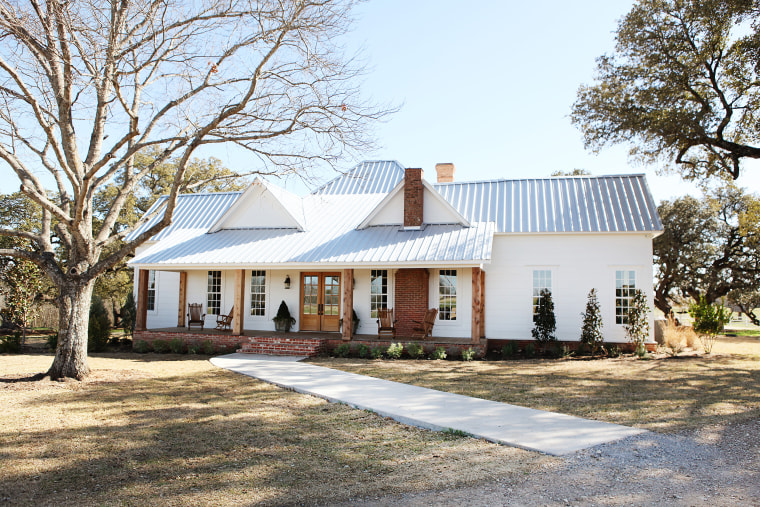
[284,275,291,290]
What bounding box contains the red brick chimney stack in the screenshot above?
[435,163,455,183]
[403,168,424,228]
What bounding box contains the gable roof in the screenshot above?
[313,160,406,195]
[208,178,305,232]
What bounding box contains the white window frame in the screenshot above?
[438,269,458,321]
[250,270,267,317]
[370,269,389,319]
[207,270,222,315]
[146,270,157,313]
[532,269,552,322]
[615,269,636,325]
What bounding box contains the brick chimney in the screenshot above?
[435,163,455,183]
[404,168,424,228]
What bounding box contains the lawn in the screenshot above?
[309,335,760,433]
[0,353,542,506]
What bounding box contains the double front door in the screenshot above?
[300,272,341,332]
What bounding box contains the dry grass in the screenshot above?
[0,353,543,506]
[311,335,760,434]
[662,319,699,355]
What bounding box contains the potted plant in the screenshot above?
[272,300,296,332]
[339,309,361,334]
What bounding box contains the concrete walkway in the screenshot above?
[210,354,646,456]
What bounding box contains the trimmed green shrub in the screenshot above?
[531,289,557,353]
[501,342,518,359]
[201,340,215,355]
[689,296,731,354]
[334,343,351,358]
[122,291,137,337]
[624,289,650,358]
[187,344,201,354]
[169,338,185,354]
[133,340,151,353]
[604,344,621,358]
[357,343,370,358]
[580,288,604,356]
[386,342,403,359]
[88,296,111,352]
[461,347,476,361]
[406,342,424,359]
[524,342,536,358]
[0,333,22,353]
[151,339,170,353]
[370,345,384,359]
[431,346,447,360]
[46,333,58,351]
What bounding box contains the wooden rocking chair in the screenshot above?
[412,308,438,339]
[376,308,397,338]
[216,307,234,331]
[187,303,205,330]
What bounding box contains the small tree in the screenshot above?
[532,289,557,353]
[689,296,731,354]
[121,292,137,339]
[624,289,650,357]
[2,259,47,347]
[88,296,111,353]
[580,288,604,356]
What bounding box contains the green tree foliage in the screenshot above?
[580,288,604,356]
[531,289,557,352]
[624,290,651,357]
[551,169,591,177]
[654,185,760,318]
[121,292,137,338]
[88,296,111,353]
[1,259,47,346]
[689,296,731,353]
[572,0,760,181]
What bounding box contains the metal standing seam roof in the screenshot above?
[433,175,662,233]
[313,160,406,195]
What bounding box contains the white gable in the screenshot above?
[209,179,305,232]
[360,180,469,228]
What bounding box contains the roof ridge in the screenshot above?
[433,174,646,186]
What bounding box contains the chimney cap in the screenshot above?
[435,162,455,183]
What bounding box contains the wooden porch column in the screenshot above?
[177,271,187,327]
[471,267,482,343]
[233,269,245,335]
[136,269,149,331]
[342,269,354,341]
[480,269,486,339]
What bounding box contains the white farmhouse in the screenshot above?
[128,161,662,355]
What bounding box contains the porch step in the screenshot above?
[237,336,325,357]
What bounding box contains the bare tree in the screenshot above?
[0,0,391,379]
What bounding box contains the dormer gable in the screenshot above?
[208,178,305,232]
[358,169,469,229]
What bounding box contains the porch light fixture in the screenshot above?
[284,275,291,289]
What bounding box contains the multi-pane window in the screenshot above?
[616,270,636,324]
[532,270,552,322]
[250,270,266,316]
[146,270,156,311]
[439,269,457,321]
[207,270,222,315]
[370,269,388,318]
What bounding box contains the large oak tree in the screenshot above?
[0,0,390,379]
[572,0,760,181]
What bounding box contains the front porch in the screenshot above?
[134,327,488,357]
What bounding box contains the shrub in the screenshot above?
[524,342,536,358]
[201,340,215,355]
[370,345,384,359]
[624,289,650,358]
[151,339,170,353]
[334,343,351,358]
[122,291,136,338]
[431,346,447,360]
[406,342,424,359]
[88,296,111,352]
[604,344,621,358]
[580,288,604,356]
[0,333,22,353]
[46,333,58,351]
[461,347,476,361]
[689,296,731,354]
[187,344,201,355]
[386,342,403,359]
[531,289,557,353]
[168,338,185,354]
[133,340,151,353]
[501,342,518,359]
[357,343,370,358]
[662,317,693,356]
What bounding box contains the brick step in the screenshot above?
[237,337,325,357]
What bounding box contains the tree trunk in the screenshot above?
[47,280,96,380]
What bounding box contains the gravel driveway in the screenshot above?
[344,418,759,506]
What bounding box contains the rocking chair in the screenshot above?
[376,308,397,338]
[412,308,438,339]
[187,303,205,330]
[216,307,234,331]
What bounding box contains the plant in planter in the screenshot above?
[272,300,296,332]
